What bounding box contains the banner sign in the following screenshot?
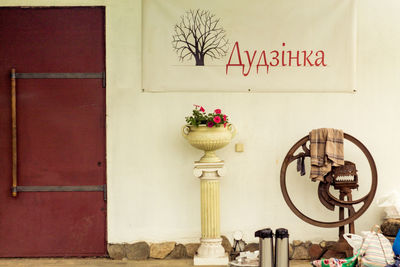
[142,0,356,92]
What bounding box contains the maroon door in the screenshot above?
[0,7,106,256]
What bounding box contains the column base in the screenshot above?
[194,238,229,265]
[194,254,229,266]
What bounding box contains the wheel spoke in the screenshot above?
[280,133,378,228]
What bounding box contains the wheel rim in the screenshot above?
[280,133,378,228]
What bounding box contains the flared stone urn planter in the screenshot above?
[182,124,236,163]
[182,124,236,265]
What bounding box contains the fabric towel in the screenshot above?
[310,128,344,181]
[297,156,306,176]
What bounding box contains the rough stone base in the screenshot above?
[108,236,232,260]
[108,238,350,261]
[185,243,201,258]
[126,242,150,260]
[150,242,176,259]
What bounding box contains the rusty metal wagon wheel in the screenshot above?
[280,133,378,229]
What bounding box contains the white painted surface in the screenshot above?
[1,0,399,244]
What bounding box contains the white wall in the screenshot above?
[3,0,400,244]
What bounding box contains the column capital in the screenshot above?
[193,161,226,179]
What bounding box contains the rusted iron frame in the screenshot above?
[280,133,378,229]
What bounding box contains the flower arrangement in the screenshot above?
[185,105,229,127]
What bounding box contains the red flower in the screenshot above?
[213,116,221,123]
[214,109,221,114]
[207,122,214,127]
[224,123,227,128]
[200,106,205,112]
[223,114,227,122]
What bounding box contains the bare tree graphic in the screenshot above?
[172,9,229,66]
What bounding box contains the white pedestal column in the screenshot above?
[193,161,229,266]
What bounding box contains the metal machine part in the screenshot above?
[280,133,377,257]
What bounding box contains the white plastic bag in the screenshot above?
[359,225,395,267]
[361,231,373,237]
[343,233,363,255]
[377,191,400,218]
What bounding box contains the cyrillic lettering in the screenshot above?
[243,50,257,76]
[226,41,244,74]
[256,50,269,74]
[302,51,314,66]
[225,42,327,75]
[314,50,327,66]
[288,51,301,67]
[269,50,279,66]
[281,43,287,66]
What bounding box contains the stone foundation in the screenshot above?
[108,220,400,260]
[107,236,342,260]
[108,241,201,260]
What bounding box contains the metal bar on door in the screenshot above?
[14,185,107,201]
[10,68,106,198]
[10,68,17,197]
[15,72,106,88]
